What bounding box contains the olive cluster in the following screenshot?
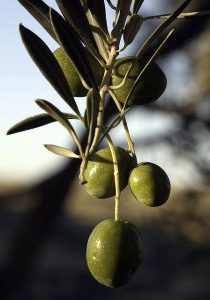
[53,47,171,288]
[8,0,200,291]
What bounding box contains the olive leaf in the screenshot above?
[123,14,143,47]
[6,112,79,135]
[55,0,102,62]
[121,0,192,91]
[135,0,192,62]
[44,144,81,158]
[132,0,144,14]
[86,88,100,153]
[86,0,108,34]
[82,1,110,62]
[123,29,174,110]
[17,0,58,42]
[19,24,80,116]
[36,99,84,156]
[50,8,98,92]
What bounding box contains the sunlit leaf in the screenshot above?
[50,8,98,91]
[17,0,58,42]
[36,99,76,134]
[36,99,83,156]
[7,112,79,135]
[86,0,108,33]
[19,24,80,115]
[44,144,81,158]
[123,14,143,47]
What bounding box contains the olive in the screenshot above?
[111,56,167,105]
[84,147,134,199]
[53,47,104,97]
[86,219,143,288]
[129,162,171,207]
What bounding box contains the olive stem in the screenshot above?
[143,11,210,21]
[79,157,88,184]
[88,0,132,155]
[106,134,120,221]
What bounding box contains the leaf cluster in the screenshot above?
[7,0,194,161]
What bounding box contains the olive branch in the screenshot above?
[7,0,210,220]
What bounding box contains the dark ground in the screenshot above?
[0,208,210,300]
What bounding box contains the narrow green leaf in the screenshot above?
[86,0,108,33]
[19,24,80,115]
[36,99,76,134]
[82,1,110,62]
[123,14,143,47]
[135,0,192,61]
[50,8,98,91]
[132,0,144,14]
[122,0,192,88]
[124,29,175,110]
[17,0,58,42]
[7,112,79,135]
[86,88,100,152]
[55,0,101,61]
[36,99,84,156]
[44,144,81,158]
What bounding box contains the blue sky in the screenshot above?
[0,1,77,183]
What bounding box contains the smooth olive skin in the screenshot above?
[84,147,134,199]
[111,57,167,105]
[129,162,171,207]
[86,219,143,288]
[53,47,104,97]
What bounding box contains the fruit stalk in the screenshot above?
[108,88,136,157]
[106,134,121,221]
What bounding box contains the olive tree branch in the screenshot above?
[89,1,132,156]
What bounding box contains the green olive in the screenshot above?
[53,47,104,97]
[86,219,143,288]
[111,56,167,105]
[84,147,134,199]
[129,162,171,207]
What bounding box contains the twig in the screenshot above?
[143,11,210,21]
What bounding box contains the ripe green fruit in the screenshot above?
[53,47,104,97]
[129,162,171,207]
[111,56,167,105]
[86,219,143,288]
[84,147,134,199]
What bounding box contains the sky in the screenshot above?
[0,1,196,188]
[0,1,83,184]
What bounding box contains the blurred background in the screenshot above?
[1,1,210,299]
